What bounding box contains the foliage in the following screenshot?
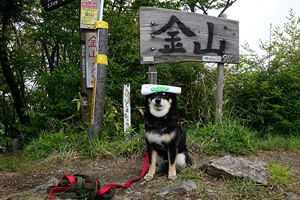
[226,11,300,135]
[188,119,258,155]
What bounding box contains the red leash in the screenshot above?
[96,151,149,196]
[48,151,149,199]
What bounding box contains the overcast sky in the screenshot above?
[210,0,300,55]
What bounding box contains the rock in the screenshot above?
[32,177,59,193]
[286,192,300,200]
[206,188,218,200]
[159,180,197,197]
[203,155,270,185]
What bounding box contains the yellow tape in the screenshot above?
[94,21,108,29]
[90,75,97,125]
[96,54,108,65]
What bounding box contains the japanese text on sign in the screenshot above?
[139,7,239,64]
[80,0,98,29]
[85,32,97,88]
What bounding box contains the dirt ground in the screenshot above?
[0,150,299,200]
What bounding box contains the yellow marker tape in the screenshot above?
[94,21,108,29]
[96,54,108,65]
[90,75,97,125]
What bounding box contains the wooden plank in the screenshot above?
[139,7,239,64]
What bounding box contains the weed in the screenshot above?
[258,135,300,151]
[0,153,25,171]
[23,131,66,160]
[176,166,204,184]
[267,162,293,185]
[188,119,258,155]
[83,133,145,158]
[228,178,275,199]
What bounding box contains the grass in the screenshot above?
[227,178,284,200]
[1,120,299,172]
[176,166,204,184]
[0,153,26,171]
[187,120,258,155]
[0,153,52,175]
[267,162,293,185]
[22,128,145,161]
[258,135,300,151]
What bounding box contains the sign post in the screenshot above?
[79,0,99,123]
[123,84,131,133]
[215,14,226,123]
[139,7,239,122]
[88,0,108,139]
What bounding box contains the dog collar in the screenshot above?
[141,84,182,95]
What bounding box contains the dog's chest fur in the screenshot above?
[146,129,176,145]
[145,117,178,146]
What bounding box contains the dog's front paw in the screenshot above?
[168,173,177,180]
[144,173,154,181]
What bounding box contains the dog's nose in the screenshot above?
[155,99,161,104]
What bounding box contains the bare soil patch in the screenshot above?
[0,150,299,199]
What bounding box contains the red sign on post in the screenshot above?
[80,0,98,29]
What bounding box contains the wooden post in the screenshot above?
[215,14,226,123]
[80,29,92,122]
[215,63,224,123]
[148,65,157,84]
[88,0,107,139]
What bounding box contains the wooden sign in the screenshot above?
[139,7,239,64]
[41,0,75,11]
[85,32,97,88]
[80,0,98,29]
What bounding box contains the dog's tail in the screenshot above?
[184,151,193,166]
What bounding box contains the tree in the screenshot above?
[0,0,31,130]
[226,10,300,135]
[181,0,237,16]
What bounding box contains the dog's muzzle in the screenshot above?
[154,99,162,107]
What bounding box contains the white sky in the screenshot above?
[210,0,300,55]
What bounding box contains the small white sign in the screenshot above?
[85,32,97,88]
[143,56,154,62]
[202,56,222,62]
[123,84,131,133]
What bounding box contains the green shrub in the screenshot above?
[23,131,66,160]
[226,12,300,135]
[188,120,258,155]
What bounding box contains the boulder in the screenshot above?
[203,155,270,185]
[286,192,300,200]
[159,180,197,197]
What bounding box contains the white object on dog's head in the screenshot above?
[141,84,181,95]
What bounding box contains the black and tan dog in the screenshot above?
[143,92,192,180]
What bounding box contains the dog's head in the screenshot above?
[146,92,176,118]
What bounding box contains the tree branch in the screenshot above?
[218,0,237,17]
